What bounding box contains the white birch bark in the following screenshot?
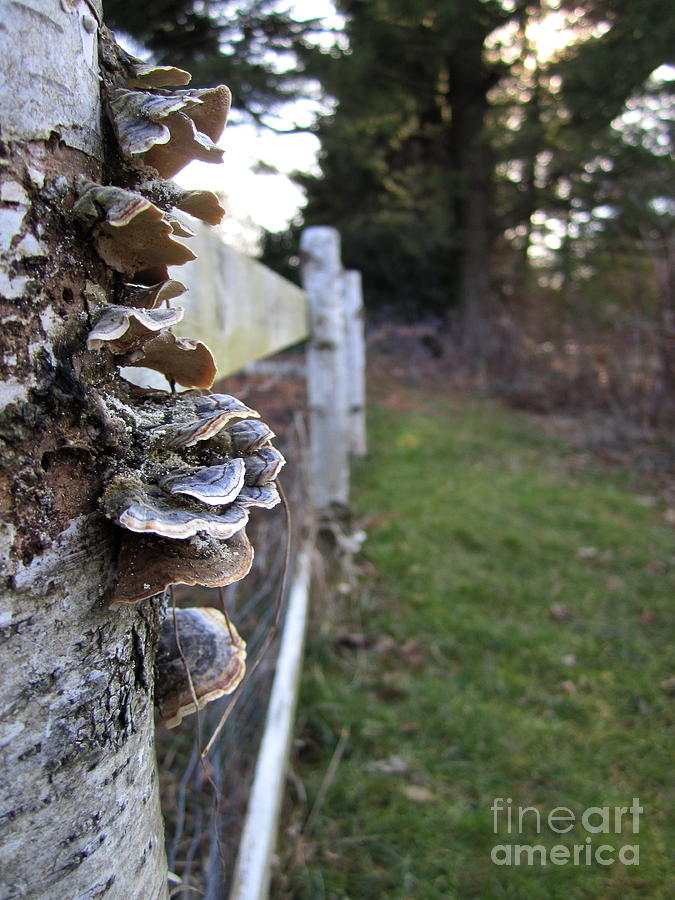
[0,3,169,897]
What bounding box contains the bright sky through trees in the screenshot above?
[174,1,671,253]
[175,0,343,247]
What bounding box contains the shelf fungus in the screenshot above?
[155,607,246,728]
[110,42,192,89]
[160,459,246,505]
[112,530,254,606]
[159,393,261,448]
[119,280,187,310]
[98,387,284,603]
[78,36,286,723]
[123,331,217,389]
[86,306,216,388]
[226,419,276,453]
[110,85,231,178]
[87,306,184,354]
[73,179,196,279]
[109,482,250,540]
[124,62,192,90]
[174,189,226,227]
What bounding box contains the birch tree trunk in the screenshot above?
[0,2,168,897]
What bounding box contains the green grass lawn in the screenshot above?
[277,389,675,899]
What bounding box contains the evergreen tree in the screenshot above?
[287,0,674,345]
[104,0,320,117]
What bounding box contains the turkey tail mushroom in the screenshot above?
[174,189,226,226]
[109,85,231,178]
[160,459,246,506]
[110,43,192,89]
[104,479,250,540]
[97,389,283,603]
[122,331,217,389]
[124,63,192,90]
[119,279,187,310]
[159,393,260,448]
[73,179,196,277]
[87,306,184,354]
[155,607,247,728]
[76,35,284,627]
[111,530,254,605]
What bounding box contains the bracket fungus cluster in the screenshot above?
[77,33,284,727]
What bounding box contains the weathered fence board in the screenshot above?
[175,223,309,377]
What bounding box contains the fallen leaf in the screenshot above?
[558,680,576,694]
[660,677,675,694]
[577,546,599,559]
[561,654,576,667]
[372,635,396,656]
[364,755,408,775]
[402,785,437,803]
[400,722,420,734]
[335,631,366,649]
[606,575,625,591]
[401,639,426,668]
[550,604,576,622]
[376,685,407,702]
[639,611,658,625]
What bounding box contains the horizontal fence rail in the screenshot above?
[176,223,309,377]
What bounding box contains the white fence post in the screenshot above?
[229,231,368,900]
[300,227,349,509]
[342,270,367,457]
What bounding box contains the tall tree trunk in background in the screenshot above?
[0,2,168,897]
[447,27,497,354]
[514,3,543,298]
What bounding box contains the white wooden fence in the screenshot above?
[172,223,366,899]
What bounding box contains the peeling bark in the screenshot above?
[0,2,168,897]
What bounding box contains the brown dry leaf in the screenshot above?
[663,509,675,525]
[577,546,599,559]
[558,680,577,694]
[660,677,675,694]
[606,575,625,591]
[364,755,408,775]
[400,722,420,735]
[372,635,397,655]
[549,604,576,622]
[401,639,426,668]
[335,631,367,649]
[639,611,658,625]
[402,785,437,803]
[376,684,407,702]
